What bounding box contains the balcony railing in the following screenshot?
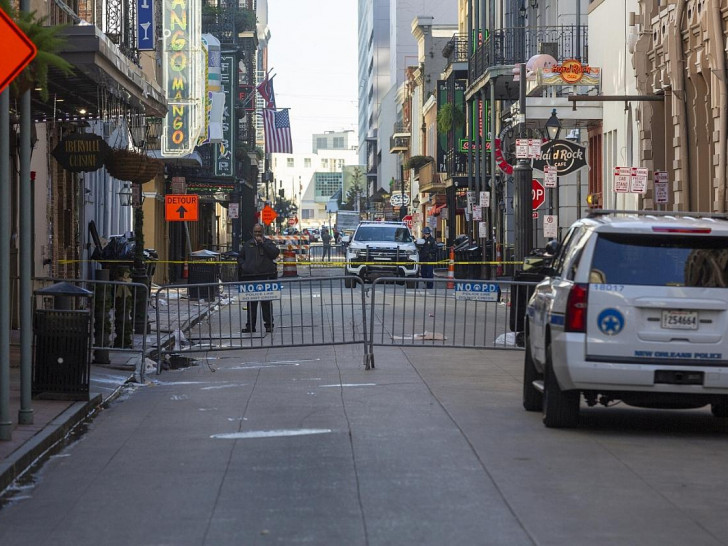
[443,34,469,66]
[390,135,410,153]
[469,25,588,82]
[392,122,411,136]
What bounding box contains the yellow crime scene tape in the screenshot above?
[58,259,525,267]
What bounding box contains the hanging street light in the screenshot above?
[545,109,562,141]
[118,183,133,207]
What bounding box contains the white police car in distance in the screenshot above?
[523,210,728,428]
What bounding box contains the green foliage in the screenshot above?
[437,102,466,134]
[0,0,74,101]
[404,155,434,171]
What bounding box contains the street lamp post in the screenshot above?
[513,62,533,264]
[544,109,562,235]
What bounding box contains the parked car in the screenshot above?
[523,210,728,428]
[343,221,419,287]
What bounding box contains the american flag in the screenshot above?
[263,108,293,154]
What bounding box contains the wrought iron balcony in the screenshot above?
[469,25,588,83]
[443,34,469,66]
[390,122,410,153]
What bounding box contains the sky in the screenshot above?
[266,0,359,155]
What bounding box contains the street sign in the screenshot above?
[0,9,37,94]
[455,282,501,302]
[402,214,413,229]
[544,215,558,238]
[165,194,199,222]
[260,204,277,225]
[654,171,669,204]
[532,179,545,210]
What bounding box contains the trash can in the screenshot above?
[220,251,239,282]
[466,246,482,279]
[33,282,93,401]
[453,235,471,279]
[188,249,220,299]
[509,271,546,334]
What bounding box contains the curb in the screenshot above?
[0,393,103,494]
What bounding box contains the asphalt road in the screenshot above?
[1,340,727,545]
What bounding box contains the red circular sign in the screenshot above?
[532,179,545,210]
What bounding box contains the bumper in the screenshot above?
[551,333,728,394]
[346,261,419,279]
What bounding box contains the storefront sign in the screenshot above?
[532,139,587,176]
[51,133,111,172]
[137,0,155,50]
[540,59,601,86]
[162,0,203,156]
[214,54,235,177]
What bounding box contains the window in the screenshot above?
[333,137,344,148]
[354,226,412,243]
[590,234,728,287]
[316,137,327,150]
[302,208,313,219]
[304,158,311,168]
[287,158,294,168]
[322,158,329,168]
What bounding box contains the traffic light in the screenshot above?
[279,188,285,198]
[586,192,602,208]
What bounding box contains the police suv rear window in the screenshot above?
[590,233,728,287]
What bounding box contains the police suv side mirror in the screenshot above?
[416,238,425,245]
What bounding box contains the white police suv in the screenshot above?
[523,210,728,427]
[344,221,419,287]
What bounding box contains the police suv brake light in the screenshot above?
[652,227,712,234]
[565,283,588,333]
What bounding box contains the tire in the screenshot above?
[711,397,728,418]
[542,347,580,428]
[522,338,543,412]
[343,276,355,288]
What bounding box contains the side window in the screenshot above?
[562,229,591,280]
[551,228,578,276]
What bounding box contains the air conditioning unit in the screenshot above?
[539,42,558,60]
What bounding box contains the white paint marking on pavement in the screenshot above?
[211,429,332,440]
[319,383,377,388]
[201,383,247,390]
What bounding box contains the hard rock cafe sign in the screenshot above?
[540,59,601,86]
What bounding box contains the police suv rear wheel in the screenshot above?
[542,348,580,428]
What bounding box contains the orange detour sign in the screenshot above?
[0,8,37,94]
[260,204,277,226]
[165,194,199,221]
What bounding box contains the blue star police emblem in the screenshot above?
[597,308,625,336]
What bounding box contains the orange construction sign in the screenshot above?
[0,8,37,94]
[260,204,277,226]
[165,194,199,222]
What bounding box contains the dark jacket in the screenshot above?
[237,237,280,280]
[419,235,436,261]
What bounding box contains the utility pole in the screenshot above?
[513,63,533,264]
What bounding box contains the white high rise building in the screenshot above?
[358,0,457,192]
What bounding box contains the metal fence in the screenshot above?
[153,276,373,372]
[32,277,150,383]
[367,277,535,355]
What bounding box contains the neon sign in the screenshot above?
[161,0,203,156]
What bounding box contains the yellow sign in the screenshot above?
[165,194,199,222]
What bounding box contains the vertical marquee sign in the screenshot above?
[214,54,235,177]
[162,0,203,157]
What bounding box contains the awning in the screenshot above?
[429,203,446,216]
[147,150,203,167]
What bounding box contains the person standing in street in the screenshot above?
[238,224,280,333]
[419,227,436,289]
[321,227,332,262]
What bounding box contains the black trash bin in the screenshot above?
[453,235,470,279]
[466,246,482,279]
[220,251,240,283]
[509,271,547,334]
[187,249,220,299]
[33,282,93,401]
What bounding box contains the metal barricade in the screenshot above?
[33,277,150,383]
[367,277,537,354]
[153,276,373,372]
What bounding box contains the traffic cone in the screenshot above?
[282,245,298,277]
[447,247,455,289]
[182,261,189,280]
